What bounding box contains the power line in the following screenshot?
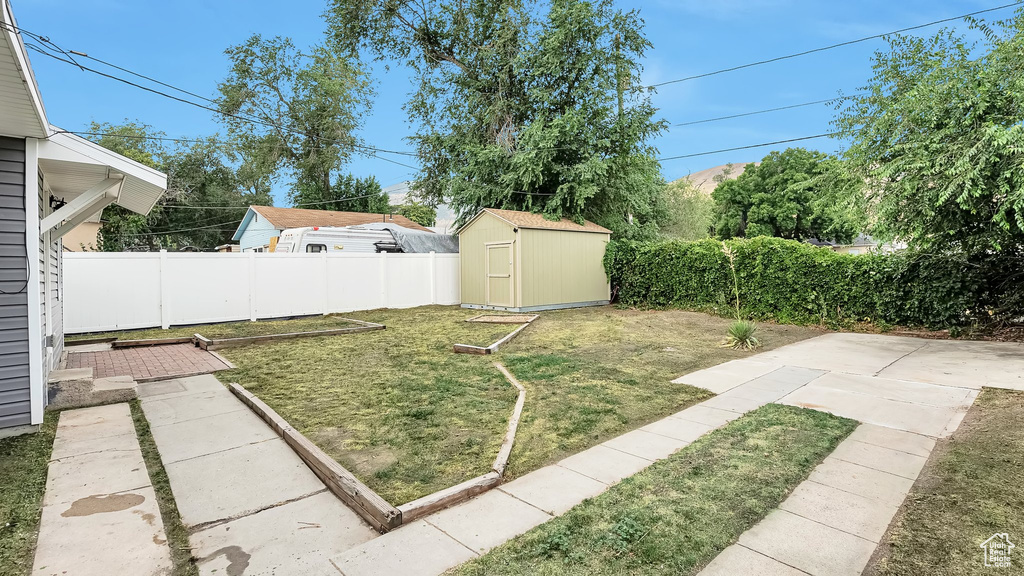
[651,2,1022,87]
[674,94,863,126]
[657,133,837,162]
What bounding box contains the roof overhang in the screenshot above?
[38,128,167,216]
[0,0,48,138]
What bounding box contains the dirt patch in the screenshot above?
[864,388,1024,576]
[62,493,145,517]
[311,427,398,477]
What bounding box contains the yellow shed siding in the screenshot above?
[519,228,610,308]
[458,212,517,306]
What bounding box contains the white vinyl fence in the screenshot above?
[63,251,461,333]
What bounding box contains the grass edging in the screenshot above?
[0,415,56,576]
[129,400,198,576]
[196,319,385,351]
[453,316,538,355]
[451,404,858,576]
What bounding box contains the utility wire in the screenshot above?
[675,94,863,126]
[657,133,837,161]
[651,1,1022,87]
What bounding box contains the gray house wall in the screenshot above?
[0,137,31,428]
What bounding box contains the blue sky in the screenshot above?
[11,0,1001,206]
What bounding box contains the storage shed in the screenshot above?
[458,208,611,311]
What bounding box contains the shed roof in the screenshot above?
[461,208,611,235]
[233,205,433,240]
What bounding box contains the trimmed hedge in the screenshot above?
[605,237,1009,330]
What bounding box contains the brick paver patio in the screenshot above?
[66,344,232,381]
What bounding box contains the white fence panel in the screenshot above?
[164,253,250,326]
[63,254,162,332]
[63,251,461,333]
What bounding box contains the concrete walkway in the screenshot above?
[138,375,377,576]
[330,333,1021,576]
[31,403,172,576]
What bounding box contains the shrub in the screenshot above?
[723,320,760,350]
[605,237,1017,330]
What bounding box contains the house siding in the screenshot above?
[0,137,31,428]
[238,213,280,251]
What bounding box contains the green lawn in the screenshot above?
[0,415,56,576]
[452,404,857,576]
[66,315,367,342]
[865,388,1024,576]
[216,306,821,504]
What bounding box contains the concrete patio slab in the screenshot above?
[699,544,809,576]
[640,415,714,442]
[32,404,172,576]
[42,448,150,507]
[847,423,936,458]
[498,465,608,516]
[808,370,975,408]
[166,438,327,527]
[601,429,690,461]
[670,404,741,428]
[780,378,961,437]
[828,439,928,480]
[331,520,477,576]
[697,393,767,414]
[671,359,782,393]
[190,491,377,576]
[137,374,228,400]
[557,444,652,485]
[738,509,877,576]
[741,366,827,393]
[715,383,788,403]
[877,339,1024,390]
[425,490,552,554]
[779,480,898,542]
[143,388,249,427]
[809,458,916,508]
[754,332,927,376]
[147,407,278,464]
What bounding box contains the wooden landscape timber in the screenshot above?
[228,360,529,532]
[111,337,194,348]
[194,319,385,351]
[229,383,402,532]
[452,315,538,355]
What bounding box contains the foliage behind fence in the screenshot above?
[604,237,1016,330]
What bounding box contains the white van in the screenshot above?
[273,226,401,254]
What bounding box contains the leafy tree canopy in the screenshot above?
[659,178,714,241]
[291,174,389,213]
[327,0,667,238]
[393,200,437,228]
[89,122,272,251]
[216,34,373,202]
[711,148,866,244]
[835,11,1024,252]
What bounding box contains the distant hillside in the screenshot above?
[674,162,756,195]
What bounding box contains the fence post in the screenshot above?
[429,251,437,305]
[380,251,388,309]
[159,250,171,329]
[249,252,257,321]
[322,252,329,315]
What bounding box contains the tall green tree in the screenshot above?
[327,0,667,237]
[711,148,865,243]
[659,178,714,240]
[393,200,437,227]
[89,122,271,251]
[216,34,373,201]
[834,11,1024,253]
[291,174,389,213]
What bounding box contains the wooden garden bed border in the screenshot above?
[228,360,528,530]
[194,319,385,351]
[111,337,194,348]
[452,315,539,355]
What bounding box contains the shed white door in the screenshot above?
[486,242,514,307]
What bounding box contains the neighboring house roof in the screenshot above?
[460,208,611,235]
[232,205,434,240]
[0,0,48,138]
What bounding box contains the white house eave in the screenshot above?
[0,0,48,137]
[43,129,166,187]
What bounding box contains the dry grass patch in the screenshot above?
[0,415,56,576]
